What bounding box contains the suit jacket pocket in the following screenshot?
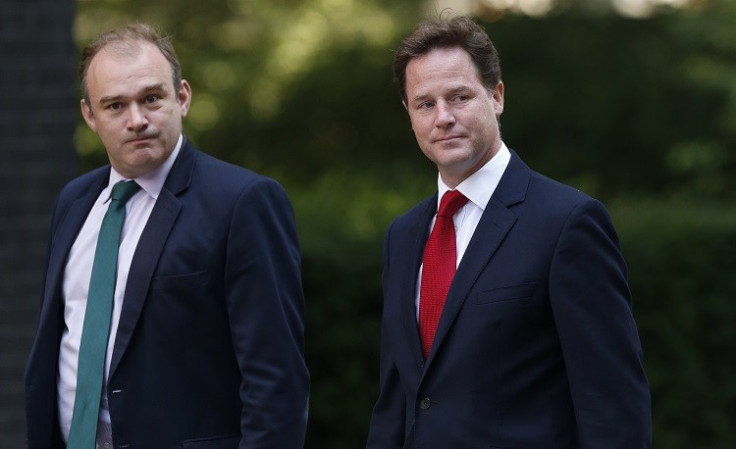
[150,270,210,291]
[472,282,536,305]
[181,434,240,448]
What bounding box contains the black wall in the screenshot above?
[0,0,78,446]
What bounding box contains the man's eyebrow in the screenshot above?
[410,85,469,104]
[442,85,471,97]
[98,94,122,105]
[141,83,166,93]
[410,93,429,104]
[97,84,167,105]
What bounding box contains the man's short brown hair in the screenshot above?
[79,23,182,104]
[394,16,502,103]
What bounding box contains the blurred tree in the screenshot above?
[614,199,736,449]
[72,0,736,447]
[75,0,735,200]
[74,0,424,186]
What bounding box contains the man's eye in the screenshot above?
[109,102,122,110]
[144,95,159,104]
[419,102,434,110]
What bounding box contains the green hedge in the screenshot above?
[292,171,427,448]
[613,200,736,449]
[296,193,736,448]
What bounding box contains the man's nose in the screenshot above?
[126,103,148,130]
[434,102,455,127]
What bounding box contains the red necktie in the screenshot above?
[419,190,468,359]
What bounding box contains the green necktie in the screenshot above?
[67,180,141,448]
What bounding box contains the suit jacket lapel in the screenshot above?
[39,175,108,336]
[109,140,195,378]
[424,152,530,366]
[400,196,437,367]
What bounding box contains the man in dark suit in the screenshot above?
[367,16,651,448]
[24,23,309,448]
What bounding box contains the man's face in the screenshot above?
[81,41,191,179]
[404,46,504,188]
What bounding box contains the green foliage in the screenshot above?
[291,168,430,447]
[74,0,423,182]
[612,200,736,448]
[75,1,736,201]
[485,14,734,200]
[74,0,736,447]
[296,192,736,448]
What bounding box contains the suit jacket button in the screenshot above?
[419,398,431,410]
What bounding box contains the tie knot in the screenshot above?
[437,190,468,218]
[111,180,141,205]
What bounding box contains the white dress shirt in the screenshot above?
[415,142,511,319]
[58,135,183,444]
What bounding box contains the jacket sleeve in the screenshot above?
[366,222,407,449]
[549,198,652,448]
[224,178,309,448]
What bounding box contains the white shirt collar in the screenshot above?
[106,134,183,201]
[436,141,511,211]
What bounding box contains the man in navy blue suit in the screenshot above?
[25,23,308,448]
[367,16,651,448]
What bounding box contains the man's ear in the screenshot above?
[492,81,504,117]
[80,99,97,133]
[178,79,192,117]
